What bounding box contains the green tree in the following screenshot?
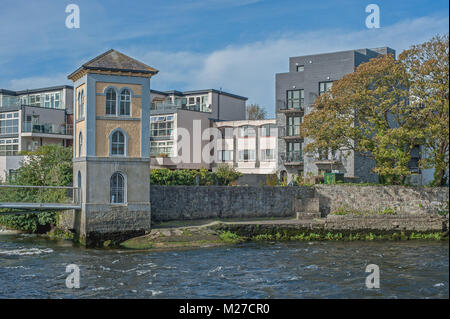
[0,145,73,232]
[246,104,267,120]
[214,164,243,186]
[301,54,419,184]
[399,35,449,186]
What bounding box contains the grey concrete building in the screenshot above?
[150,89,247,170]
[276,47,395,183]
[0,86,74,180]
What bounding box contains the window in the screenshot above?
[286,89,304,109]
[296,65,304,72]
[119,89,131,116]
[218,150,233,162]
[28,94,41,107]
[239,125,256,138]
[0,112,19,135]
[287,116,301,136]
[286,142,302,162]
[110,172,125,204]
[0,138,19,156]
[77,89,84,119]
[78,132,83,157]
[151,141,174,157]
[260,124,277,137]
[238,149,255,161]
[319,81,333,95]
[261,149,275,161]
[43,92,61,109]
[111,130,125,156]
[106,88,117,115]
[151,115,174,137]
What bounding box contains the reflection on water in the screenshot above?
[0,234,448,298]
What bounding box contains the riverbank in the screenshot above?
[120,215,449,250]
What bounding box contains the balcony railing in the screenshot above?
[276,100,305,113]
[284,151,303,163]
[22,122,73,135]
[151,101,212,113]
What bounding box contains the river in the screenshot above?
[0,233,448,298]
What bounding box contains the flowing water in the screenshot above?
[0,233,448,298]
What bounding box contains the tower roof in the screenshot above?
[68,49,158,80]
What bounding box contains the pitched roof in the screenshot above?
[68,49,158,79]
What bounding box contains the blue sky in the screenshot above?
[0,0,448,117]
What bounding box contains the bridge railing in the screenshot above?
[0,185,80,206]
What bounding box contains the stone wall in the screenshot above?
[314,185,449,216]
[150,186,314,222]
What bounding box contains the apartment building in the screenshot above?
[275,47,396,183]
[0,85,73,180]
[150,89,247,169]
[214,119,277,175]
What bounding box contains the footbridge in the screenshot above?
[0,185,81,214]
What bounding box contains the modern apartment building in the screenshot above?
[214,119,277,175]
[275,47,396,183]
[0,85,73,180]
[150,89,247,169]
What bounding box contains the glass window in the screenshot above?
[150,116,174,137]
[261,124,277,137]
[261,149,276,161]
[0,138,19,156]
[119,89,131,116]
[110,172,125,204]
[78,89,84,119]
[218,150,233,162]
[0,112,19,135]
[106,88,117,115]
[296,65,304,72]
[287,116,301,136]
[150,140,174,157]
[78,132,83,157]
[287,89,304,109]
[238,149,255,161]
[239,126,256,138]
[319,81,333,95]
[111,130,125,156]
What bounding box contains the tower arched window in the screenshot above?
[78,132,83,157]
[111,130,125,156]
[119,89,131,116]
[110,172,125,204]
[78,89,84,119]
[106,88,117,115]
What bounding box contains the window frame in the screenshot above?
[110,172,126,204]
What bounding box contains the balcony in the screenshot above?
[22,122,73,137]
[151,100,212,114]
[283,151,303,165]
[314,152,341,166]
[279,126,303,140]
[276,100,305,114]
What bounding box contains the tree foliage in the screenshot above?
[0,145,73,232]
[246,104,267,120]
[301,54,419,183]
[150,165,242,186]
[301,36,449,185]
[399,34,449,186]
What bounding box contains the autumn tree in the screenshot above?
[246,104,267,120]
[399,35,449,186]
[301,54,420,184]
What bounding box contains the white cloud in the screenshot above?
[5,14,448,118]
[140,14,449,117]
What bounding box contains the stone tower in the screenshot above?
[67,49,158,246]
